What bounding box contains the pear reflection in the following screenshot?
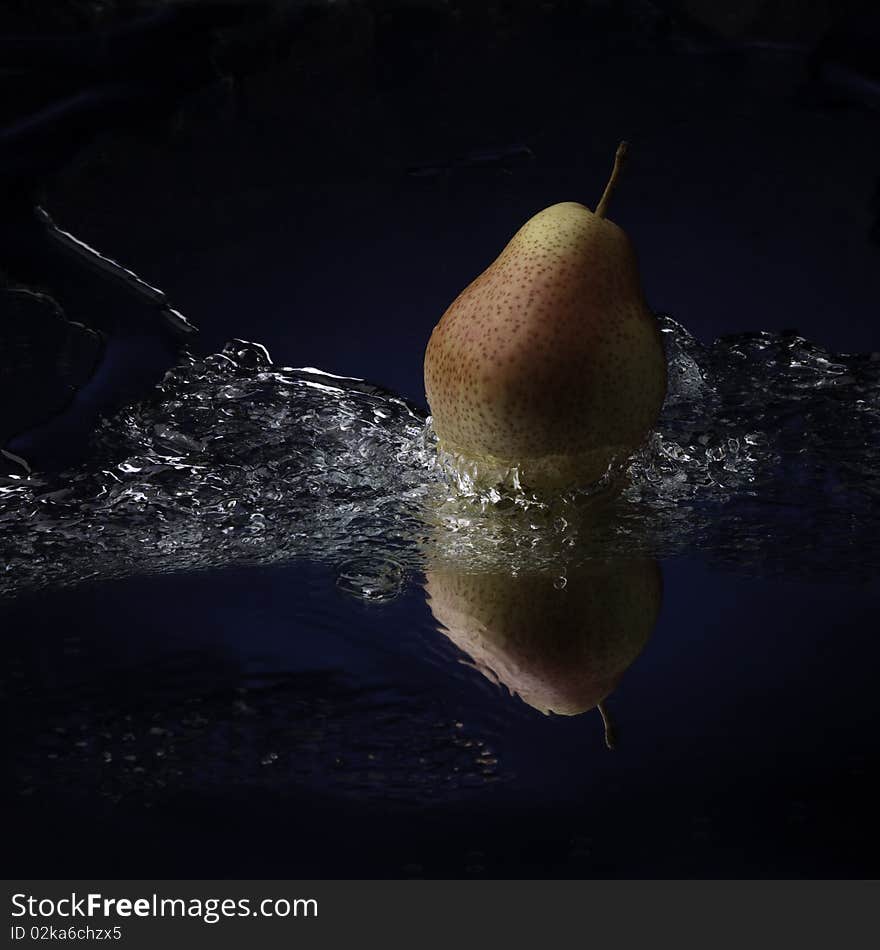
[424,559,661,744]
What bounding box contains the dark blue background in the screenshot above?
[40,7,880,400]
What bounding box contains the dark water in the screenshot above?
[3,321,879,877]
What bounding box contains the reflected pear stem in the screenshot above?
[595,141,628,219]
[598,701,616,750]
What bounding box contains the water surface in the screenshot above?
[3,318,879,876]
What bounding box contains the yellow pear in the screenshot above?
[424,143,667,493]
[424,559,661,745]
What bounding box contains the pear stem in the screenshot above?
[595,141,628,219]
[598,701,616,750]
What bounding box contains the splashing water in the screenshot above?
[1,316,879,596]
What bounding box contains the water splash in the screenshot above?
[2,317,879,596]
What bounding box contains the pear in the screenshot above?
[424,559,661,746]
[424,143,667,493]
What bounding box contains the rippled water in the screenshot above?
[2,316,878,597]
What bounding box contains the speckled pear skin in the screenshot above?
[424,559,661,716]
[424,201,667,491]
